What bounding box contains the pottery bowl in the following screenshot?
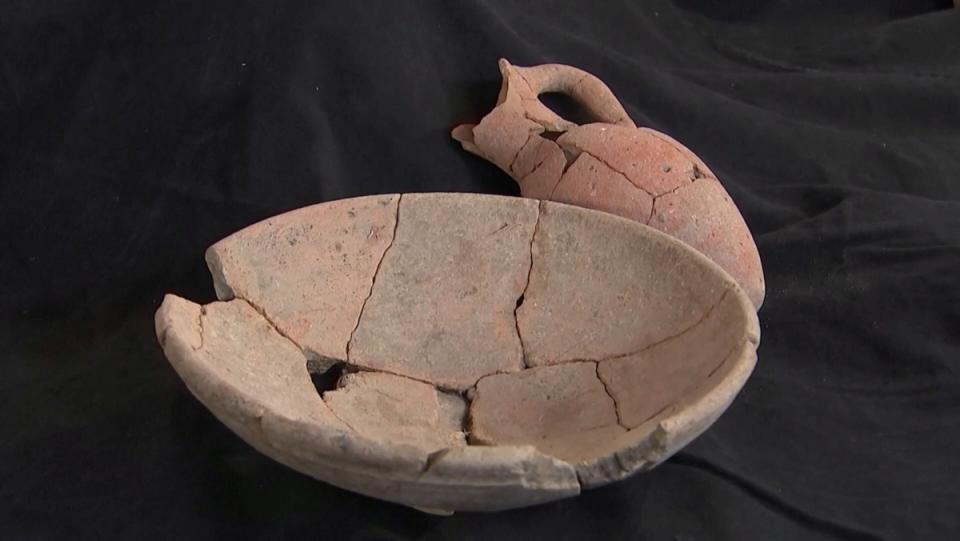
[155,193,759,513]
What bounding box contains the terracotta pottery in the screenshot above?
[452,60,765,308]
[156,193,760,513]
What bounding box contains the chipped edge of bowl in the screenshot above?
[156,294,581,512]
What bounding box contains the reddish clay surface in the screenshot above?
[452,59,765,308]
[470,362,625,462]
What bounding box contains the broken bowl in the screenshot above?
[155,192,760,513]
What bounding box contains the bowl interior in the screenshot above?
[159,192,758,499]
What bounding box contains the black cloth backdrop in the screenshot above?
[2,1,959,539]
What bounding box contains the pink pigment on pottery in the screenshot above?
[452,59,765,309]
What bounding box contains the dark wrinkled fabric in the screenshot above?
[2,1,958,539]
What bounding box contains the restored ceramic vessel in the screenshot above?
[156,193,759,513]
[452,60,765,308]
